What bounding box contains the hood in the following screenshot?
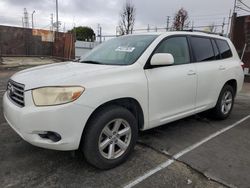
[11,62,119,90]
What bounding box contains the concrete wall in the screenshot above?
[75,41,100,58]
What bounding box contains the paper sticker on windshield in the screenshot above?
[115,46,135,52]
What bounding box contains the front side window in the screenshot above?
[81,35,158,65]
[190,37,215,62]
[216,39,233,59]
[154,37,190,65]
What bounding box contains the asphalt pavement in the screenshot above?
[1,66,250,188]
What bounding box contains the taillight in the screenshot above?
[241,62,244,70]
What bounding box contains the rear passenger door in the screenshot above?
[189,36,224,110]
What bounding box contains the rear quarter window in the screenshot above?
[211,39,220,60]
[215,39,233,59]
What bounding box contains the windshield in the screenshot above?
[80,35,158,65]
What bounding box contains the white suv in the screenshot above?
[3,32,244,169]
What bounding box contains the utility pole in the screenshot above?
[116,26,119,36]
[23,8,29,28]
[233,0,237,13]
[230,12,237,40]
[230,0,238,40]
[56,0,59,32]
[166,16,170,31]
[50,13,54,31]
[73,22,76,41]
[222,17,226,34]
[97,24,102,43]
[226,9,232,36]
[22,17,24,28]
[99,26,102,43]
[31,10,35,29]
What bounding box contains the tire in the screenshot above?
[211,84,235,120]
[81,105,138,170]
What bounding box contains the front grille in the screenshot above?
[7,80,25,107]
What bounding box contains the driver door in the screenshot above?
[145,36,197,128]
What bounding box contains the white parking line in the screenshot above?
[124,115,250,188]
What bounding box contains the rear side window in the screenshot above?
[216,39,233,59]
[190,37,215,62]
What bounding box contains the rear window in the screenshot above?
[190,37,215,62]
[216,39,233,59]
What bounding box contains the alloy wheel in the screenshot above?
[98,119,131,159]
[221,90,233,115]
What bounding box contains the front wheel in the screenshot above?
[211,85,235,120]
[81,105,138,169]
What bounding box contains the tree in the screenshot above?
[69,26,95,41]
[172,8,189,31]
[118,1,136,35]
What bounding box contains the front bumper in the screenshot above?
[3,91,94,151]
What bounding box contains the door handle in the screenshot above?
[219,65,226,70]
[187,70,196,76]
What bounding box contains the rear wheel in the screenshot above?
[211,85,235,120]
[82,105,138,169]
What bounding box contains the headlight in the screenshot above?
[32,86,85,106]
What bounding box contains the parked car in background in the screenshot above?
[3,31,244,169]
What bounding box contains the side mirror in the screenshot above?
[150,53,174,66]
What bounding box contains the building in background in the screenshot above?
[232,15,250,75]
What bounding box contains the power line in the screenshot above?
[41,23,51,29]
[0,15,23,18]
[238,0,250,10]
[133,23,228,32]
[189,17,228,21]
[192,24,228,29]
[189,12,230,17]
[236,6,250,12]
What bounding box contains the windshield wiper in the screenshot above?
[80,60,103,65]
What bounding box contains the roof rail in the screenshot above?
[181,29,224,36]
